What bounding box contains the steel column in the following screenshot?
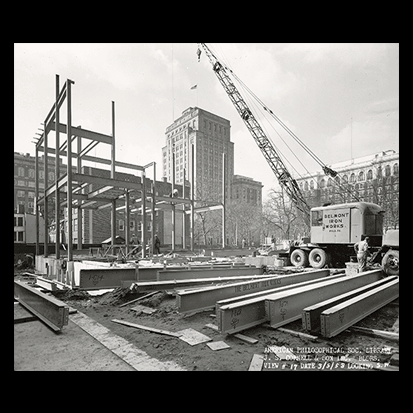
[66,79,73,261]
[55,75,61,258]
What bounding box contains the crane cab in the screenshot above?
[310,202,384,246]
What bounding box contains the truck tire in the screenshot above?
[290,249,309,267]
[381,249,399,276]
[309,248,330,269]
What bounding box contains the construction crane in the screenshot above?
[197,43,345,227]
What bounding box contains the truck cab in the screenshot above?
[310,202,384,246]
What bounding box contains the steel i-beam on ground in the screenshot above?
[320,277,399,338]
[265,269,384,330]
[177,269,330,314]
[216,272,347,334]
[302,276,397,333]
[14,280,69,332]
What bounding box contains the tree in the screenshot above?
[262,187,307,243]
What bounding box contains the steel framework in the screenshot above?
[33,75,203,273]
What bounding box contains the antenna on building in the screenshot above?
[171,43,175,121]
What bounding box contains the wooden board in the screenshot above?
[206,341,230,351]
[176,328,212,346]
[111,319,181,337]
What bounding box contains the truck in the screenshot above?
[288,202,384,269]
[369,228,399,276]
[198,44,398,276]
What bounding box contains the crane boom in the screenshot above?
[198,43,311,221]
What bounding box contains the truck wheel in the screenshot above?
[382,249,399,276]
[290,249,309,267]
[309,248,330,269]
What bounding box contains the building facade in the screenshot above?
[295,150,399,230]
[162,107,234,204]
[14,152,68,215]
[231,174,263,206]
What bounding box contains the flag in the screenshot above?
[191,84,197,90]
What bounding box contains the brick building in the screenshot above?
[295,150,399,230]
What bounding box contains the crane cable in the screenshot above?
[206,44,359,201]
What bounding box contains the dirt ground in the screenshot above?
[54,280,399,371]
[14,269,399,371]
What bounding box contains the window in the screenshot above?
[310,180,314,190]
[358,171,365,181]
[385,164,391,177]
[393,163,399,175]
[367,170,373,180]
[320,179,326,189]
[304,181,309,191]
[18,217,24,226]
[119,219,124,231]
[18,167,24,177]
[311,210,323,226]
[29,169,35,178]
[350,173,356,183]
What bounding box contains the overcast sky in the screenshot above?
[14,43,399,199]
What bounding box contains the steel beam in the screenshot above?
[14,280,69,332]
[177,269,330,314]
[302,276,397,333]
[49,122,113,145]
[78,267,137,290]
[157,266,263,282]
[216,272,346,334]
[132,274,276,292]
[265,269,384,330]
[320,277,399,338]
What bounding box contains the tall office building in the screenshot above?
[162,107,234,204]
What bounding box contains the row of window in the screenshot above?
[15,167,57,181]
[301,163,399,191]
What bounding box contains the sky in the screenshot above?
[14,43,399,199]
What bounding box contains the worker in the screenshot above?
[154,234,161,255]
[354,236,370,272]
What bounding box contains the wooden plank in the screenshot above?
[248,354,264,371]
[348,326,399,342]
[320,278,399,338]
[111,319,181,338]
[233,333,258,344]
[118,291,159,308]
[176,328,212,346]
[206,341,230,351]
